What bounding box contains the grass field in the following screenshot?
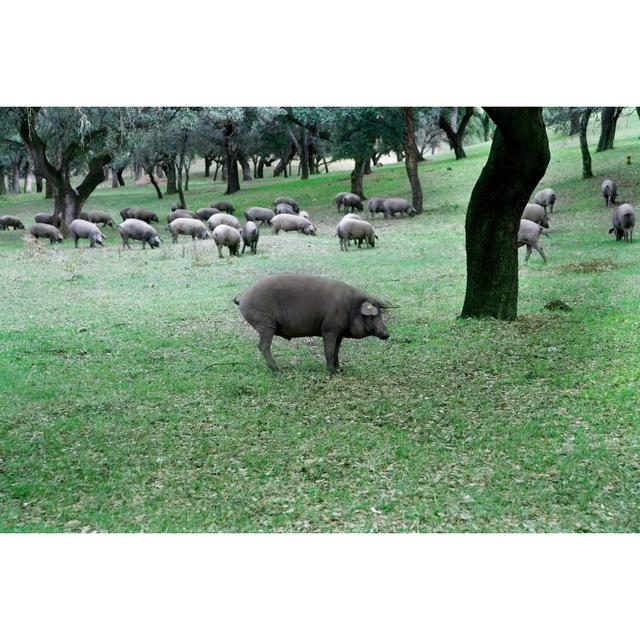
[1,115,640,532]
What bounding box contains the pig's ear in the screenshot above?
[360,301,379,316]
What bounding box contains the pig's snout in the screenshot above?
[376,327,390,340]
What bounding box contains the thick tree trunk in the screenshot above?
[402,107,423,214]
[111,169,119,188]
[350,157,366,200]
[35,174,43,193]
[596,107,622,152]
[256,157,265,178]
[214,160,222,181]
[146,165,163,199]
[134,163,144,181]
[579,109,593,179]
[460,107,550,320]
[45,180,53,199]
[53,189,85,235]
[0,167,6,195]
[117,167,125,186]
[204,154,213,178]
[363,159,372,175]
[162,159,177,194]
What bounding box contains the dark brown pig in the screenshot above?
[120,207,159,223]
[273,197,300,212]
[0,215,25,230]
[244,207,274,225]
[194,207,221,221]
[341,193,364,213]
[234,274,391,373]
[210,201,235,214]
[34,212,55,225]
[29,223,64,244]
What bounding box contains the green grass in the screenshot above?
[2,114,640,532]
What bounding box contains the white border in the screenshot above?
[2,0,640,636]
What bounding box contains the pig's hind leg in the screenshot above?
[256,326,279,372]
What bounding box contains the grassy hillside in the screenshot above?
[1,114,639,532]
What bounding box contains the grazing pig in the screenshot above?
[210,201,235,214]
[34,212,55,225]
[533,188,556,214]
[167,209,195,224]
[194,207,221,221]
[0,215,25,230]
[602,179,618,207]
[241,221,260,254]
[522,203,549,228]
[335,192,349,212]
[337,218,378,251]
[168,218,209,243]
[368,197,388,218]
[234,274,391,373]
[207,212,241,231]
[342,193,364,213]
[273,196,300,212]
[68,219,107,248]
[118,218,162,249]
[298,210,310,219]
[29,223,64,244]
[213,224,241,258]
[245,207,275,225]
[518,219,549,263]
[609,203,635,242]
[120,207,159,223]
[85,211,114,227]
[383,198,416,218]
[270,213,316,236]
[274,202,295,215]
[171,202,183,212]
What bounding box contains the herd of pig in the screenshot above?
[517,181,636,263]
[0,192,420,255]
[0,198,319,258]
